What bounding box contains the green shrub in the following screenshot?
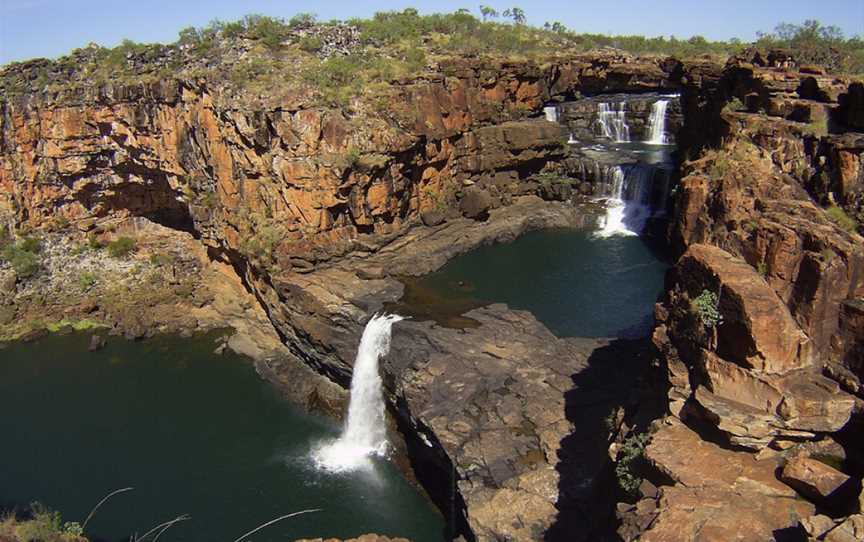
[149,252,173,267]
[52,215,70,231]
[242,14,289,49]
[826,205,857,233]
[14,503,63,542]
[78,271,97,289]
[63,522,84,536]
[709,153,731,179]
[298,36,323,53]
[755,20,864,75]
[804,116,828,137]
[106,236,137,258]
[615,432,650,497]
[302,54,365,104]
[722,97,745,113]
[237,209,285,269]
[289,13,317,28]
[691,289,723,328]
[87,233,104,250]
[1,237,42,278]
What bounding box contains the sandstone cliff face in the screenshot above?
[0,53,681,269]
[3,49,864,542]
[629,60,864,542]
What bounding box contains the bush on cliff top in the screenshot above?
[3,8,862,102]
[1,237,42,278]
[826,205,858,233]
[106,236,137,258]
[756,20,864,75]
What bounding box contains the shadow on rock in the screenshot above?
[545,337,667,542]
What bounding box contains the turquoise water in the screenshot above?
[0,333,445,541]
[394,229,668,338]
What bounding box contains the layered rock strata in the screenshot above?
[3,49,864,541]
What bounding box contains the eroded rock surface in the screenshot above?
[628,418,815,542]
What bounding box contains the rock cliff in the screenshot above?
[3,44,864,541]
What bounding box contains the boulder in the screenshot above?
[676,244,810,374]
[641,485,814,542]
[420,208,446,227]
[781,455,853,503]
[824,515,864,542]
[641,419,815,541]
[459,187,492,220]
[692,367,856,449]
[800,514,838,539]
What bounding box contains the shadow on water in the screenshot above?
[382,226,673,539]
[386,228,670,340]
[545,338,668,542]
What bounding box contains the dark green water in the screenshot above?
[393,229,668,338]
[0,333,445,542]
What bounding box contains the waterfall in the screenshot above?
[646,100,669,144]
[544,106,559,123]
[596,165,653,237]
[597,102,630,143]
[313,313,404,472]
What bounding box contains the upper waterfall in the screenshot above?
[544,106,559,123]
[313,313,404,473]
[597,102,630,143]
[646,100,670,144]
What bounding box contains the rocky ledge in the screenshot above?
[2,43,864,542]
[255,195,650,540]
[622,64,864,541]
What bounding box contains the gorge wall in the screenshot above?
[2,49,864,541]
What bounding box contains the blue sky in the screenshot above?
[1,0,862,64]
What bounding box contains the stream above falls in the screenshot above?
[391,93,679,339]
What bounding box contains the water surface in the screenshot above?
[392,229,668,338]
[0,333,445,542]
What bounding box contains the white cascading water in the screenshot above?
[646,100,669,144]
[544,105,559,123]
[597,167,629,237]
[595,165,653,237]
[597,102,630,142]
[313,313,404,473]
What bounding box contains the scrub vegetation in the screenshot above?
[0,504,87,542]
[1,7,861,105]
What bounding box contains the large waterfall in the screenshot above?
[596,165,654,237]
[597,102,630,142]
[646,100,670,144]
[314,313,404,473]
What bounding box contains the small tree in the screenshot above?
[106,236,137,258]
[502,7,526,25]
[691,289,722,328]
[1,237,42,278]
[479,5,499,21]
